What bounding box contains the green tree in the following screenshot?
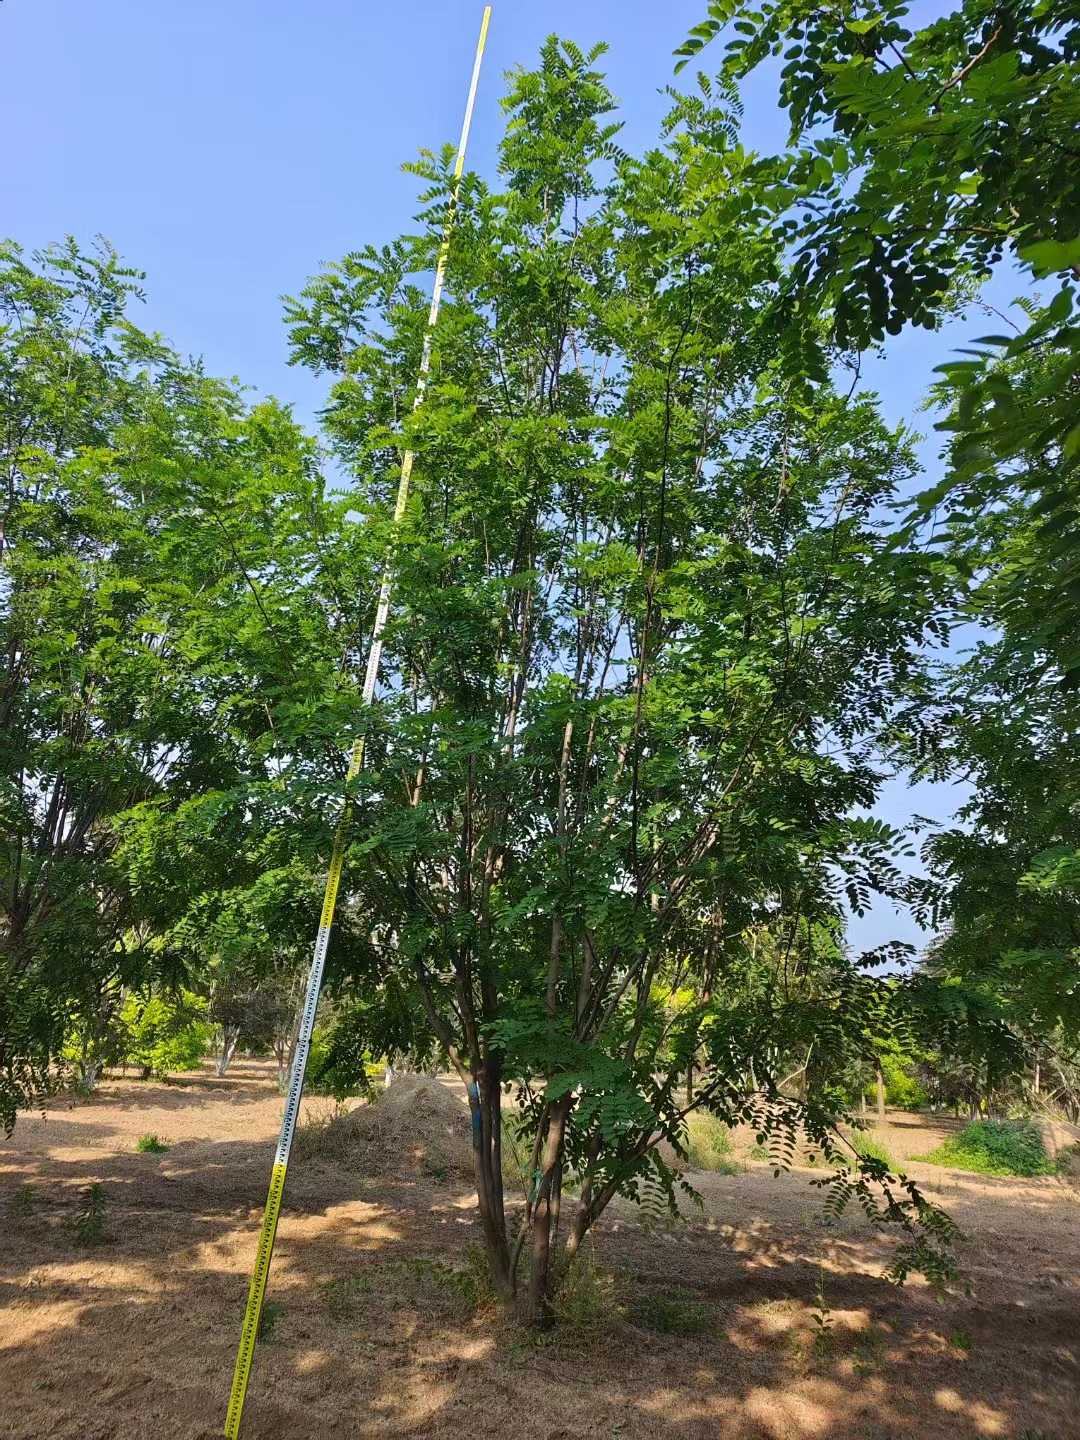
[676,0,1080,666]
[287,39,957,1320]
[0,238,363,1129]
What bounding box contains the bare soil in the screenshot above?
[1,1061,1078,1440]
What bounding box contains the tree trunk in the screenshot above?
[468,1059,513,1302]
[216,1025,239,1078]
[525,1098,571,1326]
[875,1065,886,1123]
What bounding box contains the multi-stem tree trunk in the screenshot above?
[216,1024,240,1078]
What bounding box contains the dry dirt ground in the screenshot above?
[1,1060,1078,1440]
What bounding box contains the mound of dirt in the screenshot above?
[294,1074,475,1178]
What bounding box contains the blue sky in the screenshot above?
[7,0,1016,952]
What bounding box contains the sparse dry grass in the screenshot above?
[0,1062,1076,1440]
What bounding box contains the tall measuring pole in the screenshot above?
[223,12,491,1435]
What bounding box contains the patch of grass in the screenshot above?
[75,1183,107,1245]
[916,1119,1052,1177]
[291,1099,353,1163]
[746,1142,770,1162]
[685,1112,742,1174]
[949,1329,972,1351]
[553,1252,616,1329]
[10,1182,35,1217]
[395,1244,494,1316]
[500,1105,533,1196]
[135,1133,169,1153]
[630,1288,715,1336]
[850,1131,892,1167]
[322,1272,372,1322]
[1054,1141,1080,1182]
[257,1300,283,1341]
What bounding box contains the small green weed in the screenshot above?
[746,1142,770,1162]
[257,1300,284,1341]
[685,1112,742,1174]
[135,1133,169,1154]
[11,1182,35,1217]
[76,1183,107,1245]
[322,1272,372,1322]
[810,1262,833,1355]
[950,1329,972,1351]
[631,1289,714,1336]
[917,1120,1052,1177]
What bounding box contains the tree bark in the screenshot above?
[216,1025,239,1078]
[525,1097,571,1325]
[875,1065,886,1123]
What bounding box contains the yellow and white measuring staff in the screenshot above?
[223,11,491,1435]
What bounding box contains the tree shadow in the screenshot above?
[1,1115,1077,1439]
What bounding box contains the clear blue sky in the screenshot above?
[7,0,1012,953]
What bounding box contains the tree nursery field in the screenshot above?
[2,1065,1078,1439]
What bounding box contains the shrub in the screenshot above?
[307,1023,375,1101]
[394,1245,493,1316]
[76,1182,107,1244]
[882,1055,927,1110]
[552,1252,615,1329]
[918,1120,1052,1177]
[1054,1141,1080,1183]
[121,991,212,1078]
[135,1133,169,1153]
[685,1112,741,1174]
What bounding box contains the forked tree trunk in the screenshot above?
[216,1025,239,1078]
[525,1097,571,1326]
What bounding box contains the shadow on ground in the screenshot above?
[1,1073,1077,1440]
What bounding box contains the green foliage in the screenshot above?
[75,1183,107,1245]
[135,1133,169,1154]
[0,236,368,1129]
[880,1053,926,1111]
[279,32,959,1313]
[810,1261,833,1355]
[918,1120,1053,1177]
[394,1247,494,1316]
[1055,1141,1080,1182]
[307,1010,387,1100]
[120,992,211,1078]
